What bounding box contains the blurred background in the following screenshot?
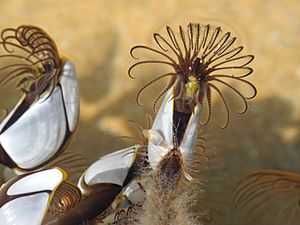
[0,0,299,223]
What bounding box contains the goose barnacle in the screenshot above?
[76,145,148,222]
[0,25,79,172]
[0,167,81,225]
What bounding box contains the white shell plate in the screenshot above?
[0,193,49,225]
[83,146,137,186]
[60,61,79,132]
[7,168,64,195]
[179,104,201,163]
[0,87,66,169]
[151,89,173,146]
[148,89,174,169]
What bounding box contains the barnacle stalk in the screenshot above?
[116,144,228,225]
[131,172,199,225]
[129,23,256,128]
[0,25,62,101]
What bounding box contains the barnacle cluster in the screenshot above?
[0,23,294,225]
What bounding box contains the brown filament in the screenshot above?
[208,83,230,129]
[200,86,212,126]
[136,72,176,106]
[233,170,300,225]
[209,77,249,114]
[0,25,62,99]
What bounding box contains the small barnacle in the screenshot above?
[129,23,257,128]
[0,25,62,100]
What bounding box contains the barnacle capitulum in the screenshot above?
[147,88,201,169]
[0,26,79,171]
[129,23,257,128]
[145,88,201,192]
[233,169,300,225]
[77,145,147,221]
[0,167,81,225]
